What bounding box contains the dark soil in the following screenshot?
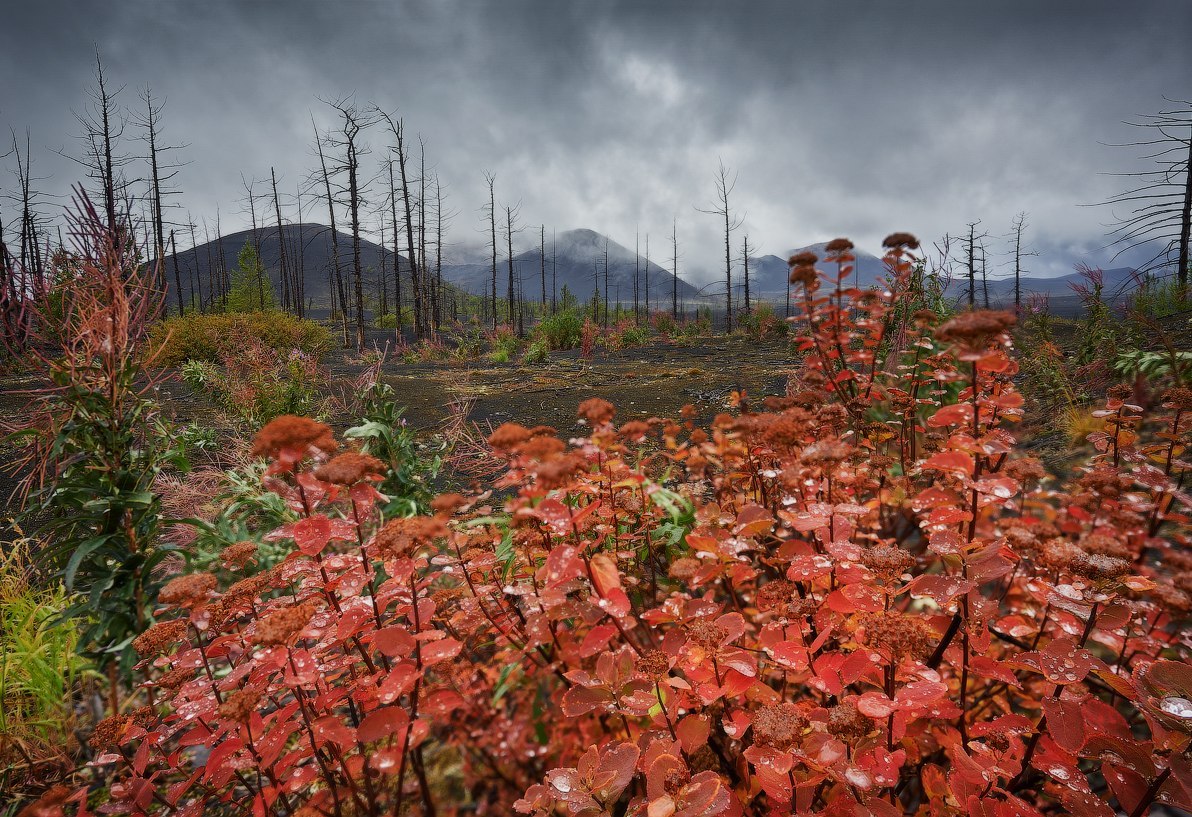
[338,333,796,435]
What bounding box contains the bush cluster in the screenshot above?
[35,235,1191,817]
[148,310,333,368]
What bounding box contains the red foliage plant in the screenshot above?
[38,235,1192,817]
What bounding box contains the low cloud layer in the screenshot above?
[2,0,1189,282]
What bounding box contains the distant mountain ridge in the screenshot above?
[154,222,416,307]
[440,228,700,304]
[157,223,700,309]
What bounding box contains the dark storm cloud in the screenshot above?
[2,0,1189,281]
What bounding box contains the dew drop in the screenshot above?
[1159,696,1192,719]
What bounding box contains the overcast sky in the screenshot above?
[2,0,1189,282]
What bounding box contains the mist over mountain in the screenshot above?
[440,228,700,303]
[156,224,702,309]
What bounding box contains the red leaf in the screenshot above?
[1041,696,1087,753]
[374,626,415,657]
[924,451,975,476]
[357,706,409,743]
[292,514,332,556]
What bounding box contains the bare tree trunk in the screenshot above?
[487,173,497,329]
[143,91,167,297]
[540,224,547,309]
[418,137,429,336]
[188,220,203,313]
[506,206,515,326]
[644,234,650,319]
[1013,213,1024,312]
[603,237,609,329]
[671,220,678,319]
[378,113,422,340]
[742,234,751,316]
[966,222,977,310]
[347,131,365,348]
[169,229,184,316]
[294,186,306,316]
[980,241,989,308]
[388,161,404,336]
[634,232,640,324]
[435,176,444,331]
[378,217,388,320]
[1180,134,1191,293]
[698,162,742,332]
[313,118,349,345]
[270,167,291,315]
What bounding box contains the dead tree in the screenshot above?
[979,239,989,309]
[1009,212,1037,313]
[378,217,389,320]
[503,203,522,327]
[418,136,431,334]
[483,172,498,329]
[602,237,610,329]
[387,159,404,333]
[376,109,423,339]
[644,234,651,317]
[551,231,558,314]
[215,208,229,307]
[169,229,184,315]
[270,168,293,315]
[742,234,752,316]
[634,232,641,324]
[540,224,547,309]
[68,52,134,250]
[1096,100,1192,295]
[293,185,306,314]
[240,176,268,310]
[136,87,186,300]
[697,161,743,331]
[327,99,377,349]
[434,174,450,330]
[312,116,350,345]
[187,218,203,312]
[671,219,679,318]
[8,130,50,307]
[961,221,987,310]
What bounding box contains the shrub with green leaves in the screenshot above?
[4,198,182,675]
[344,380,443,516]
[0,539,97,786]
[148,310,332,368]
[522,338,549,364]
[534,308,584,350]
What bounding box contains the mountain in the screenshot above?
[942,266,1143,303]
[441,228,700,304]
[742,242,890,298]
[155,223,448,309]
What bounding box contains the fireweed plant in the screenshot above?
[38,235,1192,817]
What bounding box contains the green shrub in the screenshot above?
[344,380,442,517]
[1128,273,1189,321]
[738,303,788,340]
[375,308,414,330]
[177,460,297,582]
[535,309,584,350]
[488,327,521,363]
[149,310,333,367]
[180,344,326,426]
[522,338,549,364]
[0,538,97,786]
